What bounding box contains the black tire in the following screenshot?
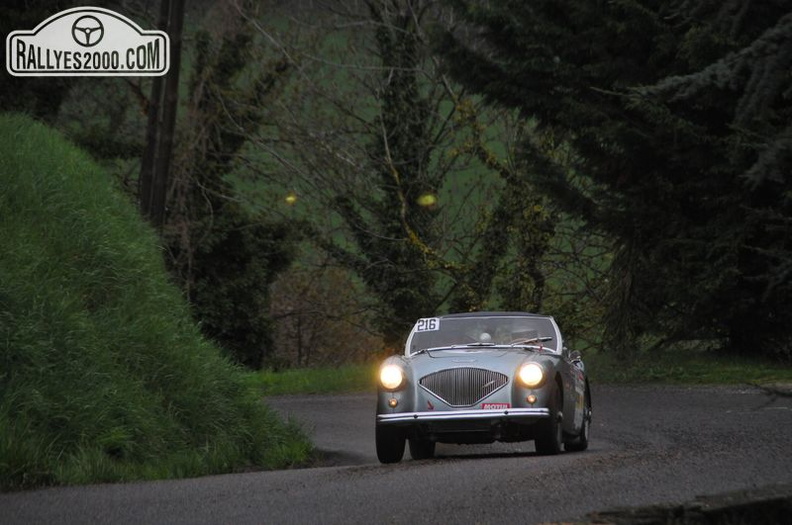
[535,381,563,455]
[408,437,436,460]
[565,386,591,452]
[376,425,405,464]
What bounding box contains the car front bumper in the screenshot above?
[377,407,550,425]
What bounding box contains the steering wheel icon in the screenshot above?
[72,15,104,47]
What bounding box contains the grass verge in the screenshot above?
[253,349,792,396]
[250,364,378,396]
[585,348,792,385]
[0,113,311,491]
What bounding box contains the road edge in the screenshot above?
[544,482,792,525]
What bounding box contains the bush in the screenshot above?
[0,113,311,490]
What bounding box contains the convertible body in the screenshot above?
[375,312,591,463]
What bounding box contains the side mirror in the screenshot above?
[568,350,585,370]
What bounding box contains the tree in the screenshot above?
[632,4,792,358]
[248,0,557,348]
[439,0,792,359]
[270,258,383,368]
[163,1,298,369]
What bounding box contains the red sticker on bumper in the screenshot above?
[481,403,511,409]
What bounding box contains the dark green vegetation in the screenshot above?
[317,3,443,346]
[253,364,379,396]
[3,0,302,369]
[164,26,298,369]
[1,1,789,408]
[585,348,792,386]
[0,114,311,490]
[440,0,792,359]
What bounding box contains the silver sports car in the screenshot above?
[375,312,591,463]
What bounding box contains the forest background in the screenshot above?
[3,0,791,370]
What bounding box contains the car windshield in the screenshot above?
[406,315,559,354]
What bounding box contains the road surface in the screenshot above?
[2,385,791,524]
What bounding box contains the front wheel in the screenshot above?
[565,386,591,452]
[376,425,405,464]
[535,382,563,455]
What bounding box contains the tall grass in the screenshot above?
[251,364,378,395]
[0,113,311,490]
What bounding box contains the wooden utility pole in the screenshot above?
[139,0,185,229]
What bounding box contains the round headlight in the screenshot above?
[379,364,405,390]
[518,363,545,388]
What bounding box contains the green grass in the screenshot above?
[586,348,792,385]
[250,364,378,396]
[0,113,311,490]
[251,349,792,397]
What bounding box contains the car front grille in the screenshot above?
[419,368,509,407]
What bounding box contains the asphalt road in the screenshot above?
[2,385,791,524]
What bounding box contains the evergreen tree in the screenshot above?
[166,10,296,369]
[439,0,792,359]
[320,0,442,346]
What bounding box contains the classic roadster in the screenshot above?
[375,312,591,463]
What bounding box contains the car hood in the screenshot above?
[407,347,549,376]
[423,348,509,359]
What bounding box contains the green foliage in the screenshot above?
[187,205,297,369]
[166,23,297,369]
[318,3,442,345]
[0,114,310,489]
[586,346,792,386]
[294,2,561,346]
[439,0,792,360]
[629,6,792,359]
[251,364,378,396]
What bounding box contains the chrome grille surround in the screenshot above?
[419,367,509,407]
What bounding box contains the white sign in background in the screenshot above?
[6,6,169,77]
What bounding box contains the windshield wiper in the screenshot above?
[510,336,553,347]
[411,342,496,355]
